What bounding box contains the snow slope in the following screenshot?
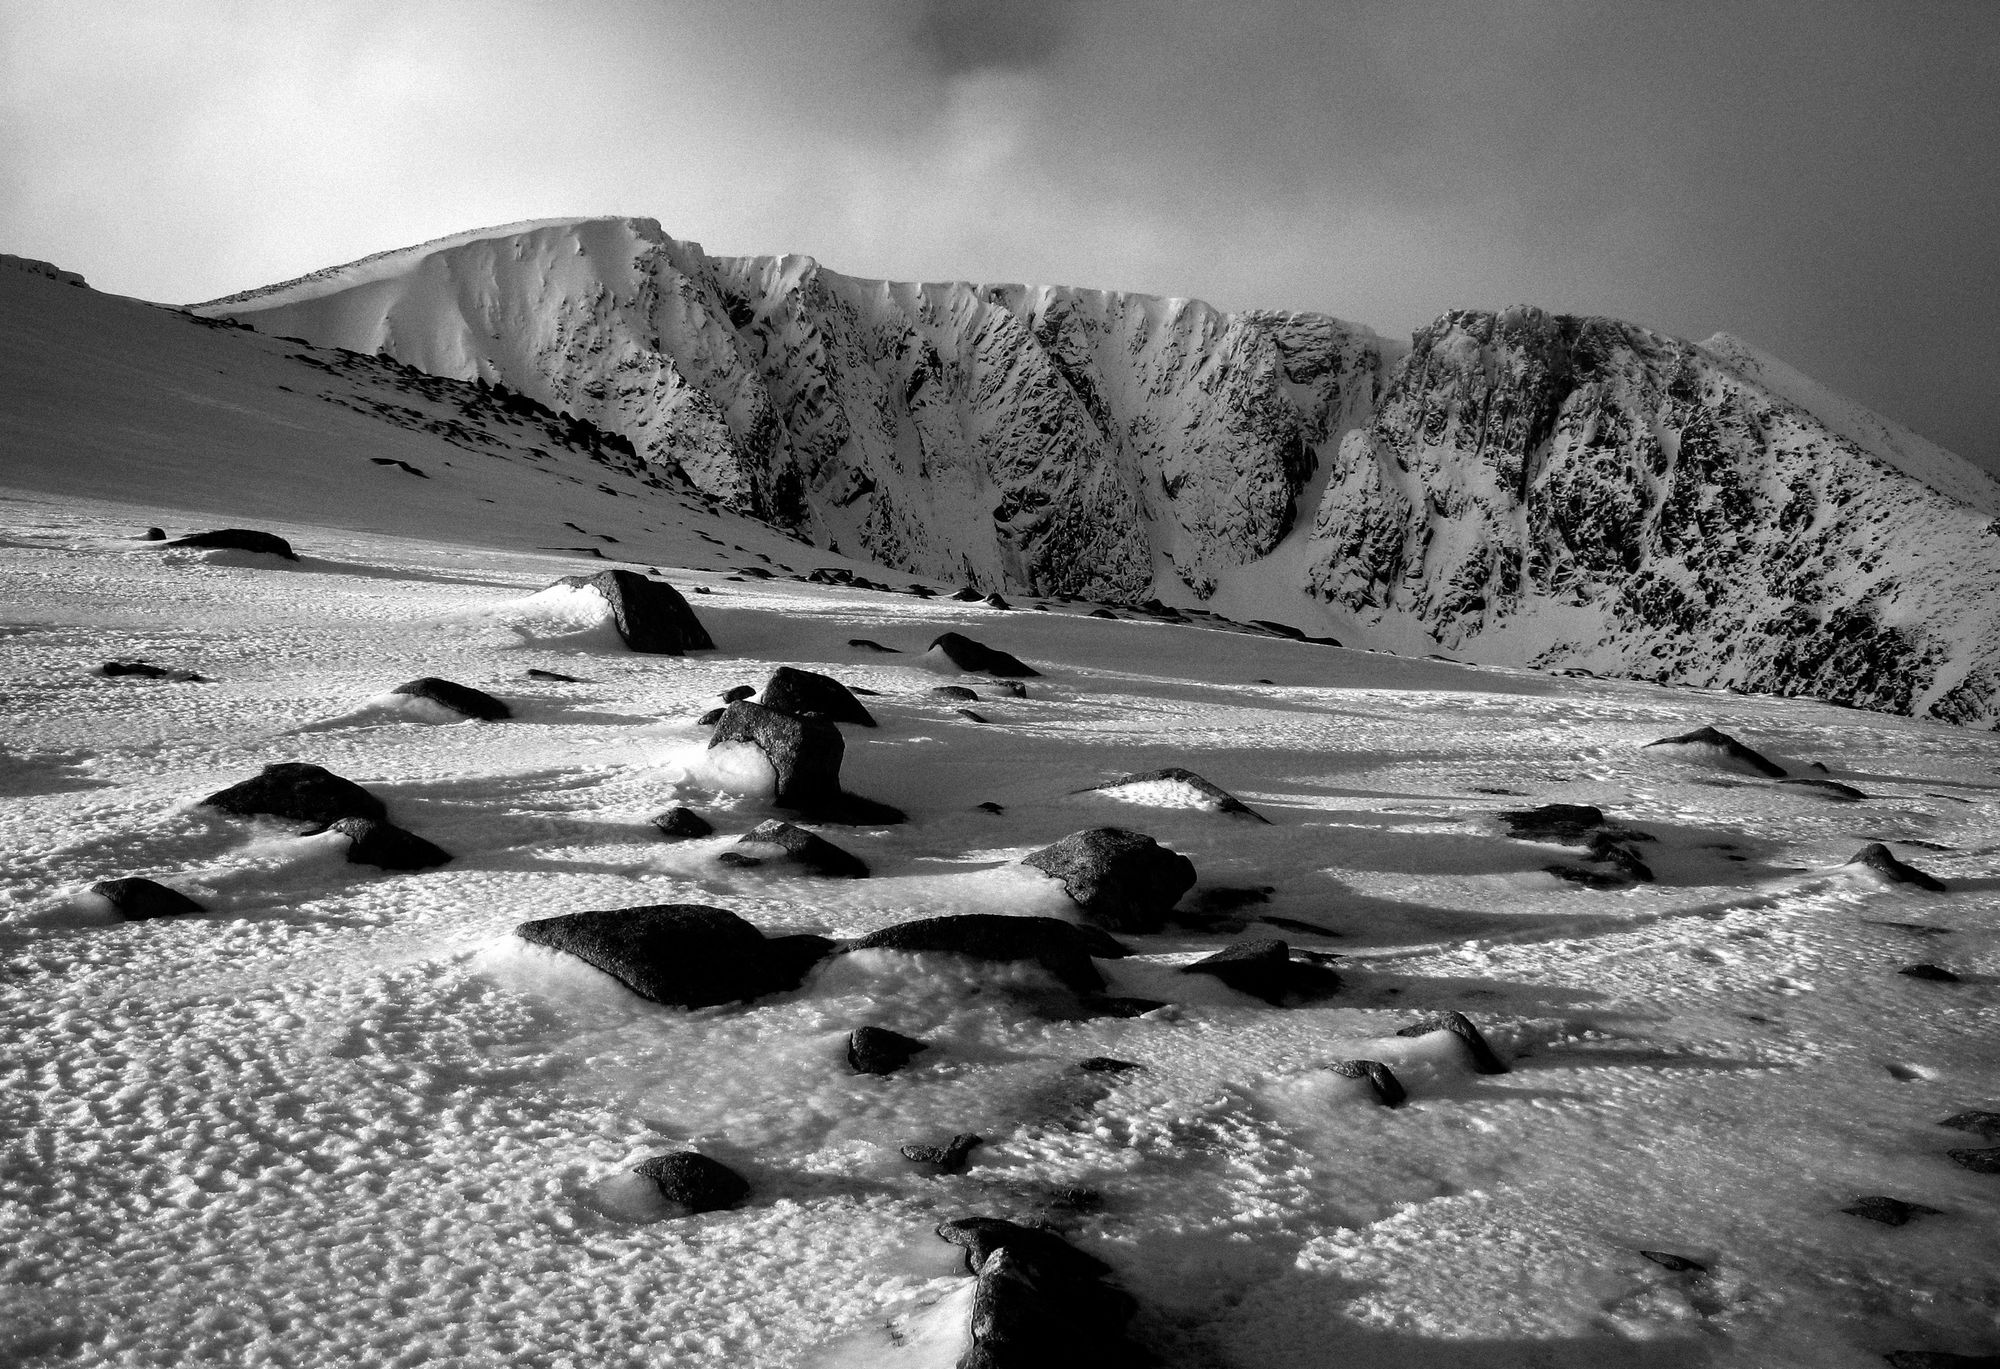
[188,219,2000,726]
[2,256,1999,1364]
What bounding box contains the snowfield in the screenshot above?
[1,489,1996,1368]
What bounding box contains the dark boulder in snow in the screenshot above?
[722,684,756,702]
[554,569,713,654]
[848,638,899,653]
[934,1217,1141,1366]
[902,1133,981,1173]
[1945,1147,2000,1174]
[1500,803,1654,885]
[710,701,844,807]
[141,527,165,540]
[1848,843,1946,891]
[327,817,450,870]
[1641,725,1786,777]
[930,685,980,701]
[1899,963,1961,983]
[631,1152,749,1214]
[1638,1250,1707,1273]
[716,852,762,868]
[950,587,983,602]
[1779,777,1868,801]
[204,762,386,828]
[983,593,1010,610]
[165,528,298,559]
[514,903,816,1007]
[98,660,205,682]
[90,877,203,920]
[1840,1195,1943,1226]
[1022,828,1196,934]
[991,680,1027,698]
[1396,1010,1509,1074]
[1080,767,1268,822]
[1089,608,1118,619]
[1327,1059,1406,1107]
[1078,1056,1143,1074]
[957,708,990,724]
[760,666,876,727]
[975,801,1006,814]
[650,806,713,840]
[736,820,869,878]
[847,1025,928,1076]
[927,631,1039,678]
[1498,803,1608,844]
[525,668,586,682]
[1939,1111,2000,1138]
[697,707,725,725]
[847,914,1114,994]
[1179,938,1340,1004]
[390,676,510,721]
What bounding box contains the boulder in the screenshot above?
[709,701,844,808]
[930,685,980,701]
[1396,1010,1509,1074]
[1089,608,1118,619]
[975,801,1006,815]
[1900,963,1961,982]
[1179,938,1340,1004]
[1080,767,1267,822]
[514,903,821,1007]
[847,914,1114,994]
[98,660,204,682]
[1078,1056,1143,1074]
[1497,803,1608,844]
[1500,803,1654,885]
[390,676,510,721]
[983,593,1010,610]
[1848,843,1946,891]
[951,587,983,602]
[164,528,298,559]
[1840,1196,1943,1226]
[90,877,203,920]
[141,527,165,540]
[736,820,869,878]
[927,631,1039,678]
[722,684,755,702]
[1641,725,1786,777]
[848,1026,928,1076]
[958,709,990,724]
[716,852,763,868]
[991,680,1027,698]
[553,569,713,654]
[697,707,725,725]
[935,1218,1141,1367]
[1021,828,1196,933]
[631,1152,749,1214]
[650,806,714,840]
[1939,1111,2000,1138]
[760,666,876,727]
[204,762,385,828]
[1945,1148,2000,1174]
[902,1133,981,1173]
[328,817,451,870]
[1638,1250,1707,1273]
[1779,777,1868,801]
[848,638,900,653]
[1327,1059,1405,1107]
[525,668,586,682]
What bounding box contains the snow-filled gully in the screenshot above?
[1,495,1996,1369]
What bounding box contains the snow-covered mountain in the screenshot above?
[182,218,2000,726]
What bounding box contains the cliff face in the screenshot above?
[197,216,2000,725]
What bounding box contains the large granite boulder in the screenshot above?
[554,569,713,654]
[709,701,844,808]
[926,632,1039,678]
[1022,828,1196,933]
[203,762,386,828]
[164,528,298,559]
[389,677,510,721]
[90,877,203,920]
[760,666,876,727]
[514,904,826,1007]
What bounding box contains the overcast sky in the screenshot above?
[4,1,1995,466]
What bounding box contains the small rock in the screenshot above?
[1938,1111,2000,1138]
[1638,1250,1707,1273]
[1841,1195,1943,1226]
[983,593,1010,610]
[927,631,1039,678]
[975,801,1006,814]
[90,877,203,920]
[737,820,868,878]
[1022,828,1197,934]
[514,904,826,1007]
[991,680,1027,698]
[631,1152,748,1214]
[722,684,755,702]
[1078,1056,1143,1074]
[1900,964,1961,983]
[1396,1010,1509,1074]
[1946,1147,2000,1174]
[651,807,713,840]
[761,666,876,727]
[848,1026,928,1075]
[141,526,165,540]
[848,638,900,653]
[391,676,510,721]
[328,817,451,870]
[951,587,983,601]
[204,762,386,828]
[957,708,990,723]
[902,1133,981,1173]
[1326,1059,1406,1107]
[1046,1186,1102,1212]
[1779,777,1868,800]
[930,685,980,701]
[98,659,205,682]
[847,914,1115,994]
[1848,844,1947,892]
[525,668,586,682]
[1642,725,1786,777]
[1180,938,1340,1004]
[164,527,298,559]
[716,851,763,868]
[553,568,713,654]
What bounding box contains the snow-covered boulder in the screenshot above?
[1641,726,1785,777]
[552,568,713,654]
[389,676,510,721]
[1079,767,1267,821]
[1846,843,1945,891]
[328,817,451,871]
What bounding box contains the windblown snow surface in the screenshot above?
[2,256,1998,1368]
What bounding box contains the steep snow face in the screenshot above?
[1307,307,2000,724]
[195,217,1384,603]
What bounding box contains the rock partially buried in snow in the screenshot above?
[552,568,713,654]
[1328,1059,1406,1106]
[926,631,1039,678]
[722,684,755,702]
[930,685,980,701]
[524,667,586,682]
[164,527,298,559]
[1499,803,1655,885]
[1078,1056,1143,1074]
[631,1152,748,1214]
[848,638,899,653]
[1179,938,1340,1004]
[1021,828,1196,934]
[90,877,203,920]
[1638,1250,1708,1274]
[1848,843,1947,891]
[847,914,1115,994]
[389,676,510,721]
[1641,725,1786,777]
[848,1025,927,1076]
[709,701,843,807]
[204,762,386,828]
[1899,963,1961,982]
[98,659,205,682]
[1080,767,1268,822]
[902,1133,981,1173]
[1396,1010,1509,1074]
[957,708,990,724]
[650,806,713,840]
[514,904,826,1007]
[140,526,165,540]
[1945,1147,2000,1174]
[1779,777,1868,801]
[327,817,451,870]
[933,1217,1141,1366]
[1939,1111,2000,1139]
[735,820,869,878]
[1841,1195,1943,1226]
[760,666,876,727]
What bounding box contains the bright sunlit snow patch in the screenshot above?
[1085,775,1228,812]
